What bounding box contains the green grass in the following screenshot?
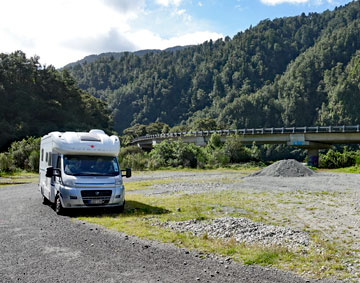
[0,171,38,186]
[318,166,360,174]
[125,179,173,191]
[76,179,352,281]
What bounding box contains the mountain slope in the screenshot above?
[66,1,360,134]
[0,51,112,150]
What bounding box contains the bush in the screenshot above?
[8,137,40,171]
[0,153,11,173]
[223,135,252,163]
[119,146,148,171]
[120,153,149,171]
[206,148,230,167]
[28,150,40,172]
[319,149,357,168]
[150,140,204,169]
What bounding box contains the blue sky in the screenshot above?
[0,0,353,67]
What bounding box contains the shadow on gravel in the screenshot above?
[65,200,170,218]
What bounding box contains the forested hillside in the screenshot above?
[0,51,112,151]
[66,1,360,134]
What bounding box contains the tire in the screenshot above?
[41,188,50,205]
[54,194,65,215]
[117,200,125,213]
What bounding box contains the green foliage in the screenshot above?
[0,153,11,173]
[243,249,280,266]
[190,118,218,131]
[8,137,40,171]
[223,136,252,163]
[150,140,204,169]
[119,146,148,171]
[0,51,112,151]
[259,144,306,162]
[207,133,223,150]
[319,149,358,168]
[0,136,41,173]
[28,151,40,172]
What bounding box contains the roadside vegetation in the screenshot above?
[2,133,360,175]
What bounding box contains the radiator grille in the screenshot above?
[81,190,112,206]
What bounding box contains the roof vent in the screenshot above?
[79,134,101,142]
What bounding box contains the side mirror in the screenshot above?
[46,167,61,178]
[122,168,131,178]
[46,167,54,177]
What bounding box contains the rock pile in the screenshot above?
[156,217,309,251]
[251,159,315,177]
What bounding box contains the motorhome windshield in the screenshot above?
[63,155,120,176]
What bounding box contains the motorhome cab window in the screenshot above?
[63,155,120,176]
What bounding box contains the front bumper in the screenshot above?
[59,185,125,208]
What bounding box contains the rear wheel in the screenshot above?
[41,188,50,205]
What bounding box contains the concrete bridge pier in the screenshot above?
[307,149,319,167]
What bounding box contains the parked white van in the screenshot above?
[39,129,131,215]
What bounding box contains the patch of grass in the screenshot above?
[125,179,177,191]
[76,172,353,281]
[319,166,360,174]
[243,249,281,265]
[0,171,38,187]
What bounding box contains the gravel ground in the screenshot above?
[153,217,310,251]
[0,182,339,283]
[126,169,360,281]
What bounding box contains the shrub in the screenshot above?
[120,153,149,171]
[119,146,148,171]
[28,150,40,172]
[223,135,252,163]
[319,149,357,168]
[150,140,204,169]
[207,148,230,167]
[0,153,11,173]
[8,137,40,171]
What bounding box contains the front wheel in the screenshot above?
[54,194,65,215]
[117,200,125,213]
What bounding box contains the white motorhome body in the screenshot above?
[39,129,130,214]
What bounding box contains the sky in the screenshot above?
[0,0,353,68]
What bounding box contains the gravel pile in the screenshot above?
[251,159,315,177]
[156,217,309,251]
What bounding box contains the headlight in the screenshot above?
[115,178,123,186]
[63,179,76,187]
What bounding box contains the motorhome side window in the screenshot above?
[41,149,44,162]
[45,152,48,163]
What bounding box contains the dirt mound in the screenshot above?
[251,159,315,177]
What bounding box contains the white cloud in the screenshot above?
[102,0,145,13]
[127,29,223,50]
[0,0,223,67]
[155,0,182,7]
[261,0,343,5]
[65,28,136,54]
[260,0,308,5]
[176,9,186,15]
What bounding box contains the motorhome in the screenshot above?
[39,129,131,214]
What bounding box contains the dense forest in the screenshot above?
[66,1,360,135]
[0,51,112,151]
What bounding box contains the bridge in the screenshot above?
[131,125,360,167]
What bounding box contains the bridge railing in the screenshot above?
[131,125,360,143]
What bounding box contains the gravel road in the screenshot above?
[0,182,339,283]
